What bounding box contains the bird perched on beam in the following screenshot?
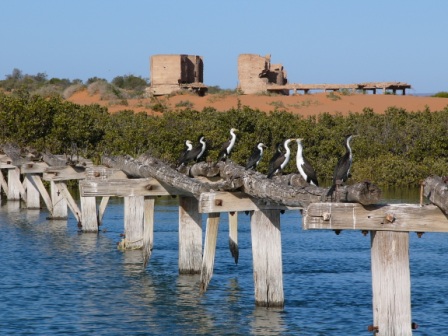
[327,134,357,197]
[295,138,318,186]
[177,140,193,167]
[267,138,294,178]
[216,128,238,163]
[177,135,207,167]
[245,142,267,170]
[267,142,283,176]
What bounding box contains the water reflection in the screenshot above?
[250,306,286,335]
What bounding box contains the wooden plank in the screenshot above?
[20,162,49,174]
[251,209,284,307]
[79,178,175,197]
[371,231,412,335]
[43,166,87,181]
[85,166,127,180]
[199,191,296,213]
[303,203,448,232]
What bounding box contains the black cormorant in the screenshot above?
[245,142,267,170]
[267,138,294,178]
[267,142,283,176]
[177,140,193,167]
[327,135,357,197]
[178,135,207,167]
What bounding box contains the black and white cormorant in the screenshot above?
[267,138,294,178]
[267,142,283,176]
[245,142,267,170]
[177,140,193,167]
[178,135,207,167]
[327,134,357,197]
[216,128,239,163]
[295,138,319,186]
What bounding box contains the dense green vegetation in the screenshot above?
[1,89,447,187]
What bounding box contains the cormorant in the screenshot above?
[295,138,318,186]
[267,142,283,176]
[245,142,267,170]
[177,140,193,167]
[216,128,238,163]
[178,135,207,166]
[327,135,357,197]
[267,138,294,178]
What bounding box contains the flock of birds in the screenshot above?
[177,128,357,197]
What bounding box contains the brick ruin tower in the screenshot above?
[237,54,288,95]
[149,54,207,96]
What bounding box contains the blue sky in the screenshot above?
[1,0,447,93]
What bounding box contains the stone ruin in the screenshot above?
[148,54,207,96]
[237,54,289,95]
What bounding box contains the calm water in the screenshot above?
[0,190,447,335]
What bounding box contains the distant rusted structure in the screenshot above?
[149,54,207,96]
[237,53,411,95]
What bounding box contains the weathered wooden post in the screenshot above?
[24,174,40,209]
[143,197,155,268]
[251,209,284,307]
[80,195,98,232]
[229,211,239,264]
[7,167,23,200]
[50,181,67,219]
[179,196,202,274]
[200,213,220,292]
[119,196,145,250]
[370,230,412,335]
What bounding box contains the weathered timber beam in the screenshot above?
[102,154,381,207]
[43,165,87,181]
[217,161,380,207]
[20,162,49,174]
[79,178,177,197]
[199,191,297,213]
[42,153,93,168]
[101,155,241,198]
[423,176,448,215]
[303,203,448,232]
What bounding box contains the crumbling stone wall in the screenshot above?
[238,54,288,95]
[149,54,204,96]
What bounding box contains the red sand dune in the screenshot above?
[67,89,448,116]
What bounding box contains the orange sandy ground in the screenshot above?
[67,89,448,116]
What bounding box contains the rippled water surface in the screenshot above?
[0,191,447,335]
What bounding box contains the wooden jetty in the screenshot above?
[266,81,411,95]
[1,145,447,335]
